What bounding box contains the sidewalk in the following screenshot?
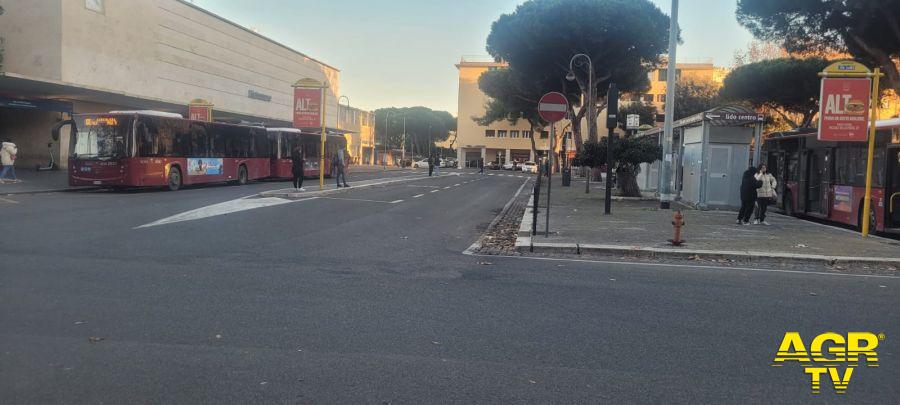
[517,174,900,268]
[0,168,97,195]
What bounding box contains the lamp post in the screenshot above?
[383,111,393,169]
[567,53,593,194]
[338,95,352,164]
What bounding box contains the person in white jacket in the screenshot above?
[754,164,777,225]
[0,140,19,183]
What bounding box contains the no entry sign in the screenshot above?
[538,92,568,123]
[818,77,871,142]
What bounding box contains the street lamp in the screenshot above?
[567,53,593,194]
[338,96,352,163]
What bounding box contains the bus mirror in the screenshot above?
[51,119,74,142]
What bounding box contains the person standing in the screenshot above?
[754,164,777,225]
[737,166,763,225]
[334,148,350,187]
[428,154,435,177]
[290,143,305,191]
[0,139,18,183]
[432,154,440,176]
[478,158,484,174]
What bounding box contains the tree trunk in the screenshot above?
[616,164,641,197]
[530,124,542,160]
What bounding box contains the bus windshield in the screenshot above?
[72,116,133,159]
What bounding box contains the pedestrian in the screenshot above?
[0,139,19,183]
[737,166,763,225]
[479,158,484,174]
[428,154,435,177]
[290,143,305,191]
[334,148,350,187]
[432,154,440,176]
[754,164,777,225]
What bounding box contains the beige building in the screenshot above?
[0,0,372,169]
[456,59,569,168]
[631,62,722,118]
[338,105,376,165]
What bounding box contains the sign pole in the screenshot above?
[861,67,881,237]
[546,123,554,237]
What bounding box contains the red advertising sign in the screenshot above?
[188,105,212,122]
[818,78,871,142]
[538,92,568,123]
[293,87,323,129]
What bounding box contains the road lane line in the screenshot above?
[136,197,317,228]
[443,186,451,189]
[430,190,440,193]
[390,200,404,204]
[0,197,18,204]
[454,184,461,187]
[413,194,425,198]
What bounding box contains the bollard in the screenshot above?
[669,210,685,246]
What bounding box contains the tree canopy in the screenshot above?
[719,57,829,128]
[736,0,900,93]
[673,77,719,120]
[374,107,455,156]
[573,136,661,196]
[484,0,673,144]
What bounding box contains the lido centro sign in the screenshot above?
[817,61,872,142]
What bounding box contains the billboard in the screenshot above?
[188,158,223,176]
[818,78,870,142]
[293,87,323,129]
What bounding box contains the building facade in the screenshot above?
[456,59,566,168]
[0,0,356,169]
[338,105,376,165]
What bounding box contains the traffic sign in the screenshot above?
[818,77,871,142]
[538,92,568,123]
[626,114,640,130]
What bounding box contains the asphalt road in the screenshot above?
[1,168,897,404]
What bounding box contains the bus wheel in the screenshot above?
[857,200,877,233]
[237,165,249,185]
[167,166,182,191]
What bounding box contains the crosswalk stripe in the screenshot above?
[413,194,424,198]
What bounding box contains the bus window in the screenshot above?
[787,153,800,182]
[190,123,209,158]
[252,128,270,158]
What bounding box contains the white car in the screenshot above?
[520,161,538,173]
[413,159,430,169]
[502,161,516,170]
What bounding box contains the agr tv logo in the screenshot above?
[772,332,885,394]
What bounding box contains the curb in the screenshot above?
[2,186,100,195]
[515,240,900,266]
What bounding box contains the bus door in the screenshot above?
[888,146,900,228]
[806,149,831,215]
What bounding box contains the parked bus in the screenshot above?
[762,118,900,235]
[65,111,272,191]
[266,128,349,179]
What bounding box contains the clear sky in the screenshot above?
[191,0,755,115]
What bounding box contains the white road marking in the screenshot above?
[137,197,313,228]
[454,184,461,187]
[318,196,401,204]
[430,190,440,193]
[413,194,425,198]
[0,197,18,204]
[443,186,451,189]
[391,200,404,204]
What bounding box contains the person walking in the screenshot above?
[754,164,777,225]
[479,158,484,174]
[428,154,435,177]
[290,143,305,191]
[737,166,763,225]
[334,148,350,187]
[432,154,440,176]
[0,139,19,183]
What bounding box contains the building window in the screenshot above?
[657,94,666,103]
[510,130,519,138]
[485,129,495,137]
[540,131,549,139]
[498,130,507,138]
[522,131,532,139]
[643,94,654,104]
[565,132,573,140]
[657,68,682,81]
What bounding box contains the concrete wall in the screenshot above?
[6,0,340,126]
[0,0,63,79]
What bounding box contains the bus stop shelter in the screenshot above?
[641,105,765,210]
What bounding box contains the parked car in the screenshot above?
[444,158,457,168]
[520,161,538,173]
[487,161,501,170]
[413,159,430,169]
[502,161,516,170]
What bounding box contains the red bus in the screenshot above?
[65,111,272,191]
[266,128,348,179]
[762,118,900,235]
